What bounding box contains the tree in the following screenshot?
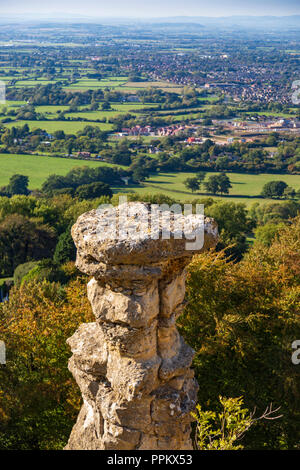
[218,172,232,194]
[53,130,65,140]
[0,278,94,449]
[249,200,300,225]
[261,181,288,199]
[205,201,251,259]
[184,177,200,193]
[112,153,132,166]
[7,174,29,196]
[101,101,111,110]
[179,218,300,449]
[0,214,57,276]
[283,186,296,199]
[204,175,221,195]
[74,182,112,200]
[53,227,76,265]
[196,171,207,188]
[90,101,99,111]
[204,173,231,195]
[131,167,150,183]
[42,174,69,195]
[254,222,286,246]
[22,259,67,285]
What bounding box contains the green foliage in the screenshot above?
[53,228,76,265]
[205,201,252,259]
[249,200,300,225]
[14,261,38,286]
[261,180,288,198]
[0,214,57,277]
[131,166,150,183]
[74,181,112,200]
[204,173,232,195]
[0,279,94,449]
[254,222,286,246]
[113,192,177,206]
[179,218,300,449]
[7,174,29,196]
[41,166,123,195]
[101,101,111,110]
[22,259,67,285]
[192,397,253,450]
[184,177,200,193]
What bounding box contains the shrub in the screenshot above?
[14,261,39,286]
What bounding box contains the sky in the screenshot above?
[0,0,299,19]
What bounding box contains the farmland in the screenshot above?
[0,153,119,189]
[4,120,114,133]
[124,172,300,205]
[1,153,299,207]
[0,26,299,208]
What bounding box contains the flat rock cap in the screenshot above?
[72,203,218,277]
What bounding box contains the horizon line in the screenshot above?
[1,14,300,19]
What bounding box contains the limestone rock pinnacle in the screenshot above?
[65,202,218,450]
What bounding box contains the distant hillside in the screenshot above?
[0,15,300,29]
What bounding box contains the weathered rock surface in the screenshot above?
[65,202,218,450]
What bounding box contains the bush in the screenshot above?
[192,396,280,450]
[14,261,39,286]
[74,182,112,200]
[22,259,67,285]
[254,222,286,246]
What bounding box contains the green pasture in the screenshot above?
[64,77,128,90]
[3,120,114,133]
[125,171,300,205]
[243,111,297,118]
[0,153,120,189]
[14,80,57,87]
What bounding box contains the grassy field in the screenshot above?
[4,120,114,133]
[0,153,119,189]
[63,104,158,121]
[126,171,300,205]
[1,101,161,133]
[64,77,128,90]
[14,79,57,87]
[1,153,299,206]
[243,111,298,118]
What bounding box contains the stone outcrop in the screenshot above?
[65,202,218,450]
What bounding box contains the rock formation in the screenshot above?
[65,202,218,450]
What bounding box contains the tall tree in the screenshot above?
[261,181,288,199]
[7,175,29,196]
[184,177,200,193]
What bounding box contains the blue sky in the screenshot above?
[1,0,300,18]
